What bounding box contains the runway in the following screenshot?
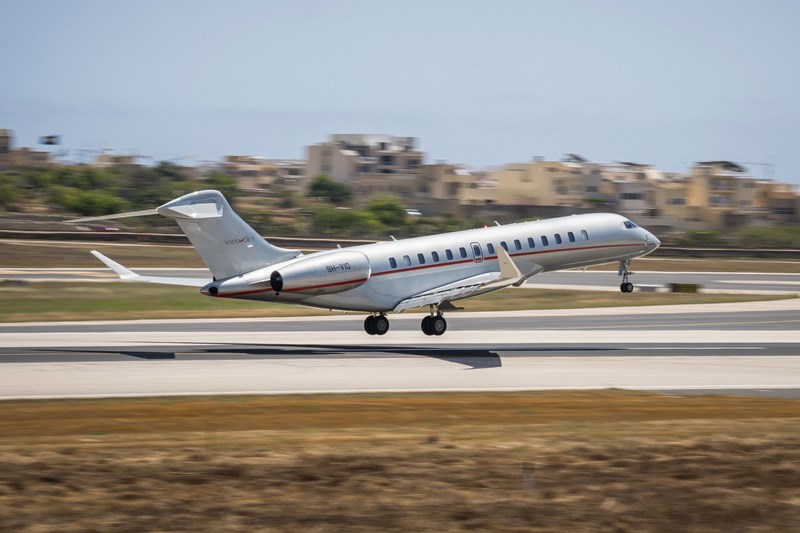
[1,299,798,400]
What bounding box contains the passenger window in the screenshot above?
[432,251,440,262]
[403,255,411,266]
[514,239,522,250]
[459,247,468,259]
[555,233,562,245]
[487,243,495,254]
[417,253,425,264]
[500,241,508,251]
[446,249,454,260]
[581,229,589,240]
[568,231,575,243]
[527,237,535,248]
[389,257,397,269]
[541,235,549,246]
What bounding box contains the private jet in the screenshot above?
[79,190,660,335]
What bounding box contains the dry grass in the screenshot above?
[0,391,799,532]
[0,281,789,322]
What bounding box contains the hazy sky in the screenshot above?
[2,1,799,182]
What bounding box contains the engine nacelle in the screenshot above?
[270,250,371,295]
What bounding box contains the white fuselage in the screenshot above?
[210,212,659,313]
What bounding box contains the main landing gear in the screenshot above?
[421,305,447,336]
[619,259,634,293]
[364,314,389,335]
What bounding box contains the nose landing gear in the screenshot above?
[619,260,634,293]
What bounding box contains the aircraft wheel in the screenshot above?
[625,282,634,293]
[364,315,377,335]
[373,315,390,336]
[421,315,434,336]
[431,315,447,336]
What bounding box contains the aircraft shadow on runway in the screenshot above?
[50,344,505,369]
[38,344,627,370]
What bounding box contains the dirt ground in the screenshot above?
[0,391,798,532]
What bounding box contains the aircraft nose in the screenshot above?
[647,233,661,248]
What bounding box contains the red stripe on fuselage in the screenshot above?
[216,277,369,298]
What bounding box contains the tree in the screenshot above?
[364,197,407,227]
[308,175,352,204]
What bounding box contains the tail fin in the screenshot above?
[157,190,300,280]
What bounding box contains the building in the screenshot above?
[222,156,307,193]
[9,146,52,168]
[487,156,603,208]
[306,134,424,183]
[0,129,11,170]
[685,161,760,228]
[93,152,139,168]
[756,180,799,223]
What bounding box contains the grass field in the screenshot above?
[0,391,798,532]
[0,281,791,322]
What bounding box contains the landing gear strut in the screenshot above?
[619,260,634,293]
[421,305,447,336]
[364,314,389,335]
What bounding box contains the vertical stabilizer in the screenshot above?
[157,190,300,279]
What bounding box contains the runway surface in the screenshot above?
[1,299,798,400]
[3,267,799,293]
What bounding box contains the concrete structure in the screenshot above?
[0,129,11,170]
[685,161,760,229]
[94,152,138,168]
[306,134,424,183]
[488,159,596,207]
[756,180,799,223]
[222,156,307,193]
[9,147,52,168]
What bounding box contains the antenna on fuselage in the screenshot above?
[494,221,501,226]
[390,235,397,241]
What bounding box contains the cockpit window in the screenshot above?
[623,220,638,229]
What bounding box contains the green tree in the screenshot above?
[0,182,21,210]
[364,196,407,227]
[308,175,352,204]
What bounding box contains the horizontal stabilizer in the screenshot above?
[64,209,159,223]
[91,251,210,287]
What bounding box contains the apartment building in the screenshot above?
[757,180,799,223]
[0,129,11,170]
[222,156,307,193]
[488,159,598,207]
[306,134,423,183]
[685,161,760,228]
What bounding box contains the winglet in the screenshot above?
[496,247,523,281]
[91,250,139,280]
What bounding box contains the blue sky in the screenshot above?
[2,1,799,182]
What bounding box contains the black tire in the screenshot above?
[421,315,434,336]
[364,315,377,335]
[374,316,389,335]
[625,282,634,293]
[620,283,627,293]
[432,315,447,336]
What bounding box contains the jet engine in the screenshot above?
[269,250,371,295]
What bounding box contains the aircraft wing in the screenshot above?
[91,251,210,287]
[393,247,529,313]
